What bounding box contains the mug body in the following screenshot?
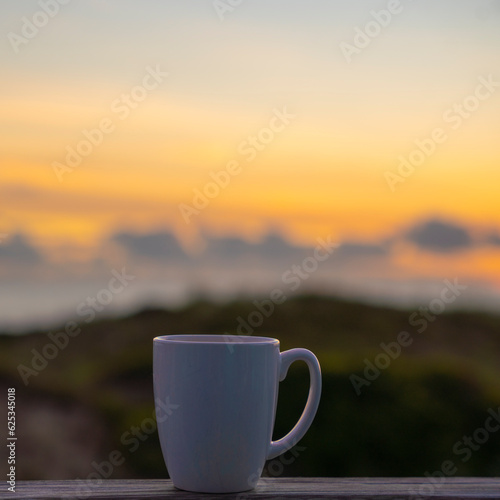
[153,335,280,493]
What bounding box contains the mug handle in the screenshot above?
[267,348,322,460]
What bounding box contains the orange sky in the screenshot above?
[2,1,500,291]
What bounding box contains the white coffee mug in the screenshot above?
[153,334,321,493]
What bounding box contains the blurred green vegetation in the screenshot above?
[1,295,500,478]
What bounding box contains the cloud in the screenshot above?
[203,232,305,262]
[110,229,389,269]
[335,242,389,259]
[106,229,312,267]
[486,232,500,246]
[112,231,188,261]
[0,233,42,264]
[203,235,253,260]
[254,233,305,259]
[404,218,474,252]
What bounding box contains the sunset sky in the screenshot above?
[1,0,500,328]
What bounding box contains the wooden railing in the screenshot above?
[8,477,500,499]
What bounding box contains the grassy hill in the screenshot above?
[1,295,500,479]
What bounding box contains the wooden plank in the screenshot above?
[8,477,500,499]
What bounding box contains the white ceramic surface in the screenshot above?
[153,334,321,493]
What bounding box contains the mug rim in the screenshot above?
[153,334,279,345]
